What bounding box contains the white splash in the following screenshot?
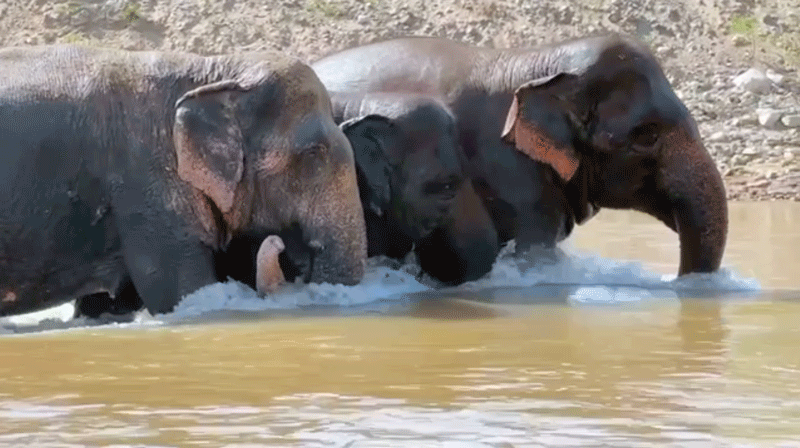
[167,258,430,320]
[461,241,761,305]
[0,242,761,332]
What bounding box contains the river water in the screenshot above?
[1,202,798,447]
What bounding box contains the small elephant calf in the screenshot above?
[332,92,500,283]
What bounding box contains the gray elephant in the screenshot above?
[331,92,462,256]
[216,91,496,290]
[0,44,367,318]
[312,33,728,283]
[330,91,500,281]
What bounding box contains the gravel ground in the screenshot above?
[1,0,799,200]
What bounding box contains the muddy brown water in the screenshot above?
[1,202,799,447]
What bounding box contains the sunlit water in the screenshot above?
[1,202,798,447]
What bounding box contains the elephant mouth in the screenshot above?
[403,195,459,240]
[403,214,448,241]
[421,214,448,236]
[278,241,328,284]
[274,229,319,284]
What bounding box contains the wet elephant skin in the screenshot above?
[312,33,728,283]
[0,44,368,318]
[330,91,501,283]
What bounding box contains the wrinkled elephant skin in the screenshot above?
[0,44,367,318]
[312,33,728,282]
[332,92,471,254]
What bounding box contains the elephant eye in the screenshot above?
[301,143,327,159]
[630,123,660,148]
[423,177,462,196]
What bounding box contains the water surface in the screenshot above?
[1,202,799,447]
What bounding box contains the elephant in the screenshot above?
[0,44,368,318]
[311,33,728,283]
[211,92,474,291]
[330,92,473,257]
[214,91,498,289]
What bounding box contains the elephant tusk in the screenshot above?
[256,235,287,297]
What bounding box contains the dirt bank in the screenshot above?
[1,0,798,200]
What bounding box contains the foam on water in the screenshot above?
[167,259,431,320]
[0,242,761,332]
[464,241,761,304]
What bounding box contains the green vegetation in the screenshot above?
[728,14,758,36]
[121,2,142,24]
[60,31,88,45]
[306,0,344,18]
[728,13,800,66]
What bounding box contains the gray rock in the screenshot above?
[731,115,758,127]
[781,115,800,128]
[757,108,783,128]
[708,131,727,142]
[766,69,785,86]
[733,68,772,94]
[742,146,759,156]
[732,35,749,47]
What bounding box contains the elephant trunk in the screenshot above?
[303,169,368,285]
[659,118,728,275]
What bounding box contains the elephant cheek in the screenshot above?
[658,120,728,275]
[258,150,291,175]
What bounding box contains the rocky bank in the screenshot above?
[1,0,798,200]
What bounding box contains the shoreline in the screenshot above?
[725,172,800,201]
[1,0,798,202]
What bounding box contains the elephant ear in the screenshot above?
[501,73,581,183]
[339,114,398,217]
[173,80,249,214]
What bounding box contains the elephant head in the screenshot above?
[501,37,727,275]
[337,94,464,241]
[172,60,367,285]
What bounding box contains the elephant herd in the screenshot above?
[0,32,728,319]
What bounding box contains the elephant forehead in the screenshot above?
[595,83,652,121]
[283,65,331,108]
[578,40,661,87]
[374,93,451,116]
[232,56,330,115]
[223,52,312,83]
[265,92,332,142]
[397,105,456,143]
[405,102,454,125]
